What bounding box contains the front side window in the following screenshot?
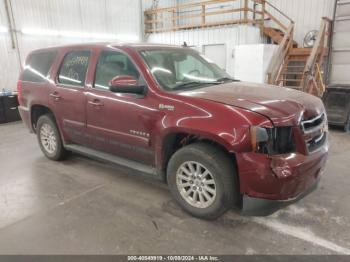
[139,48,232,91]
[94,51,140,90]
[58,50,90,87]
[22,51,57,83]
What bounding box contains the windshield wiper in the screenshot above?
[216,77,240,82]
[173,80,222,90]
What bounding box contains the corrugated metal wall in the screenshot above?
[0,0,142,91]
[268,0,335,45]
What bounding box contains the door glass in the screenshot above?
[58,50,90,87]
[94,51,140,90]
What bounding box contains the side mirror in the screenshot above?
[109,75,145,95]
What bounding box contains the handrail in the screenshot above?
[303,19,327,75]
[145,0,236,14]
[315,63,326,95]
[144,0,292,34]
[264,10,288,31]
[266,23,294,84]
[263,0,294,24]
[145,8,249,24]
[301,17,331,93]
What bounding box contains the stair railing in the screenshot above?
[315,63,326,95]
[301,17,332,96]
[144,0,292,34]
[266,23,294,85]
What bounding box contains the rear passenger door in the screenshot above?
[49,50,90,145]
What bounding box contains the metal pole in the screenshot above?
[4,0,22,69]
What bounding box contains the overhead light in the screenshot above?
[0,26,8,33]
[21,27,139,41]
[22,28,59,37]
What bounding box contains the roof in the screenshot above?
[29,42,186,53]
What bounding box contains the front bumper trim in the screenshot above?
[241,177,320,216]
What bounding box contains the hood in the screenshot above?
[178,82,325,126]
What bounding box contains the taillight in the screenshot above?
[17,80,22,105]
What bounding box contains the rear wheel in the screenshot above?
[167,143,238,220]
[36,114,67,161]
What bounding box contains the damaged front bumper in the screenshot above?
[242,175,320,216]
[236,140,328,216]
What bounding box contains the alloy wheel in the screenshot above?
[176,161,216,209]
[40,123,57,154]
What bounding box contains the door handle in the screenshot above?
[88,99,103,107]
[50,92,61,101]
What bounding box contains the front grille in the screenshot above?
[301,113,327,153]
[301,113,325,133]
[307,132,327,152]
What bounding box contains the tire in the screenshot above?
[167,142,239,220]
[36,114,67,161]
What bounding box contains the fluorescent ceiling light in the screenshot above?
[21,27,138,41]
[0,26,8,33]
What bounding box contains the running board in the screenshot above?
[64,144,157,176]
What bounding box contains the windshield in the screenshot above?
[139,48,234,91]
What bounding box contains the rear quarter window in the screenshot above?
[22,51,57,83]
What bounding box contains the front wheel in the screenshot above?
[167,143,238,220]
[36,114,68,161]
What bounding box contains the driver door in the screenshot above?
[86,49,157,166]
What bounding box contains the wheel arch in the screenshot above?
[159,129,239,183]
[30,104,56,133]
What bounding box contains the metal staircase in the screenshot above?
[265,17,332,97]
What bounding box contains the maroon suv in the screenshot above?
[18,43,328,219]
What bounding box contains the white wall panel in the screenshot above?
[0,0,143,91]
[234,44,277,83]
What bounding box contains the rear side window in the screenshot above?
[22,51,57,83]
[58,50,90,87]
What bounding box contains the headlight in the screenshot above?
[250,126,269,153]
[250,126,295,155]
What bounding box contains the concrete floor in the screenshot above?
[0,122,350,255]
